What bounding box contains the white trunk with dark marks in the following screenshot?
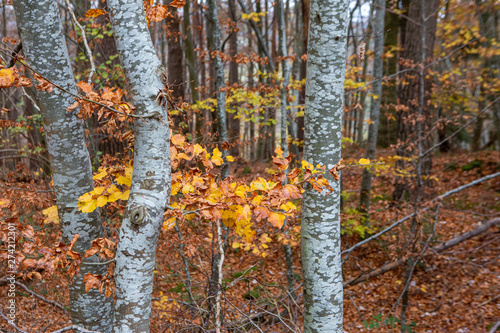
[13,1,114,331]
[301,0,349,331]
[107,1,171,332]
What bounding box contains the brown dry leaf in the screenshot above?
[147,5,171,22]
[169,0,186,8]
[34,73,53,93]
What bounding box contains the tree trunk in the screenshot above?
[359,0,385,217]
[228,0,240,157]
[393,0,439,202]
[184,0,199,103]
[13,1,113,331]
[206,0,229,327]
[301,0,349,331]
[377,0,399,148]
[166,7,185,102]
[107,0,171,331]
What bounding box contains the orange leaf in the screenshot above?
[269,212,285,229]
[169,0,186,8]
[254,206,270,221]
[147,4,172,22]
[85,8,107,18]
[171,133,185,146]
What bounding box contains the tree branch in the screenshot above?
[342,172,500,261]
[344,218,500,287]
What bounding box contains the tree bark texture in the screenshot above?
[107,1,171,332]
[206,0,229,327]
[166,7,185,102]
[12,1,113,331]
[393,0,439,202]
[207,0,229,180]
[359,0,385,216]
[183,0,199,103]
[301,0,349,331]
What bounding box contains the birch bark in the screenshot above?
[107,1,171,332]
[301,0,349,331]
[12,1,114,331]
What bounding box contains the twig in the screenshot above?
[0,308,28,333]
[13,281,70,317]
[342,172,500,261]
[6,42,22,68]
[344,218,500,287]
[64,0,95,84]
[345,39,477,96]
[0,184,54,193]
[421,96,500,157]
[80,258,115,265]
[174,223,196,305]
[488,321,500,333]
[222,296,264,333]
[0,49,145,120]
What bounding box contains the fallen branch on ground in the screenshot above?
[344,218,500,287]
[342,171,500,261]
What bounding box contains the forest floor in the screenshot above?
[0,149,499,332]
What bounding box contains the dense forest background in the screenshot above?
[0,0,499,332]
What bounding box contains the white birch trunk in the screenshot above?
[107,1,171,332]
[301,0,349,331]
[13,1,114,331]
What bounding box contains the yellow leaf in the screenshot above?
[81,200,98,213]
[163,217,176,230]
[232,242,241,249]
[107,185,119,193]
[96,196,108,208]
[171,182,181,196]
[235,185,247,198]
[120,190,130,200]
[79,192,93,203]
[280,201,297,212]
[250,177,269,191]
[193,144,205,155]
[94,186,105,195]
[182,183,195,194]
[42,205,59,224]
[0,69,15,88]
[251,195,263,205]
[116,176,131,187]
[226,155,234,162]
[301,160,314,170]
[236,204,251,221]
[359,158,370,165]
[108,191,123,202]
[93,168,108,180]
[274,147,284,159]
[211,147,223,166]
